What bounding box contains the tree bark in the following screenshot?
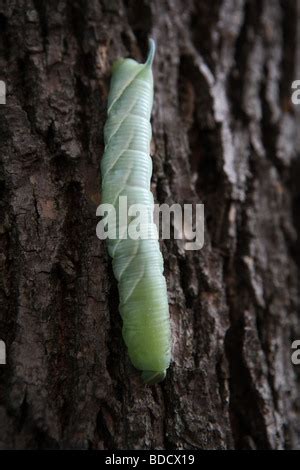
[0,0,300,450]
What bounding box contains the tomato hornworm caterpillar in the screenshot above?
[101,39,171,384]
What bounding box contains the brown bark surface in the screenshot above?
[0,0,300,450]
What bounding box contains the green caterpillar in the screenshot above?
[101,39,171,384]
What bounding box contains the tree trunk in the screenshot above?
[0,0,300,450]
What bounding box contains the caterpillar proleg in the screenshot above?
[101,39,171,384]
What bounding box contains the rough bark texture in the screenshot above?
[0,0,300,450]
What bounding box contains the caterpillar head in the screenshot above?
[141,369,166,385]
